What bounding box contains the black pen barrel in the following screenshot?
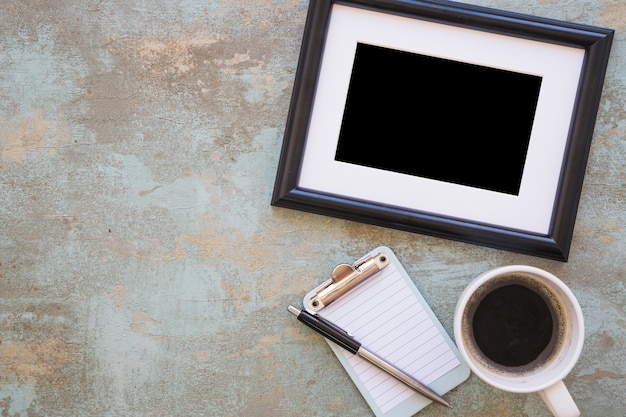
[297,310,361,354]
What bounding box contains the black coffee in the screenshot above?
[472,284,553,366]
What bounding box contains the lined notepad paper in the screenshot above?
[305,247,469,416]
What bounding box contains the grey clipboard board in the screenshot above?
[304,246,470,416]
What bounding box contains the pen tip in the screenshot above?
[287,305,300,316]
[436,397,452,409]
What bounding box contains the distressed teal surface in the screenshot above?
[0,1,624,416]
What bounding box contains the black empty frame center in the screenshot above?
[335,43,543,195]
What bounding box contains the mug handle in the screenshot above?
[538,380,580,417]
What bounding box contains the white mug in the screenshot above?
[453,265,584,417]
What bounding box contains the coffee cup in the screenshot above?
[453,265,584,417]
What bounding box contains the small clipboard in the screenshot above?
[303,246,470,417]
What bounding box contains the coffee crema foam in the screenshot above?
[461,273,569,377]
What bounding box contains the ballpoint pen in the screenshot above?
[287,305,452,409]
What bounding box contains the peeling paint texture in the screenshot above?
[0,1,624,416]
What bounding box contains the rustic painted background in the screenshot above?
[1,1,624,416]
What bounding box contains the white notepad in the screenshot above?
[304,246,469,417]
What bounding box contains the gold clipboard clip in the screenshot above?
[307,253,389,312]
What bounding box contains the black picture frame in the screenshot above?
[271,0,613,261]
